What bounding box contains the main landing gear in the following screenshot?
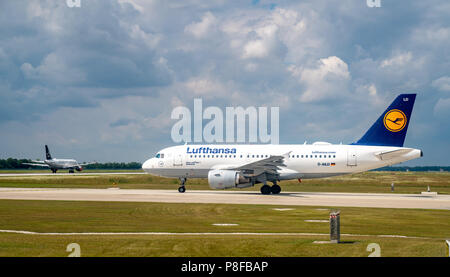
[260,181,281,195]
[51,169,57,174]
[178,177,187,193]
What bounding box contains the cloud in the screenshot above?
[1,0,450,165]
[434,97,450,118]
[184,77,227,98]
[185,12,217,38]
[288,56,350,103]
[380,52,413,68]
[432,76,450,92]
[109,118,138,127]
[20,52,87,85]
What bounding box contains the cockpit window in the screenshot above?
[155,153,160,158]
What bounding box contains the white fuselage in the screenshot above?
[142,143,422,180]
[45,158,80,169]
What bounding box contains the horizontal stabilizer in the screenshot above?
[375,149,413,160]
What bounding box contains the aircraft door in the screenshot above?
[347,150,357,166]
[173,154,183,166]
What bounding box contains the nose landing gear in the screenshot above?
[178,177,187,193]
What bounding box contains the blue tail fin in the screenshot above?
[45,145,52,160]
[352,94,416,147]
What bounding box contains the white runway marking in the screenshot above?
[0,188,449,210]
[212,224,239,226]
[0,229,437,240]
[304,220,329,223]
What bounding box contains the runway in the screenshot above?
[0,188,449,210]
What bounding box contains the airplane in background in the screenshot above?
[142,94,422,194]
[23,145,95,173]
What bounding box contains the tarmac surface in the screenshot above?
[0,188,449,210]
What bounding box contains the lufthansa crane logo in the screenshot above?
[384,109,407,132]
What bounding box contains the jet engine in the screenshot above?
[76,166,83,171]
[208,169,252,189]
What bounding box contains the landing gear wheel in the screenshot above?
[270,184,281,194]
[260,185,271,195]
[178,177,187,193]
[69,169,74,174]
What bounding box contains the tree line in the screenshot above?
[0,158,142,170]
[373,166,450,172]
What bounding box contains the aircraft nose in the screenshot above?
[142,158,154,171]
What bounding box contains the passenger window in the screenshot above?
[301,155,304,158]
[333,155,336,158]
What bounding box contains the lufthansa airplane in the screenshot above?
[23,145,94,173]
[142,94,422,194]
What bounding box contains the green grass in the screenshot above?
[0,199,448,257]
[0,171,449,194]
[0,234,447,257]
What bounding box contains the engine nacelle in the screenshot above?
[76,166,83,171]
[208,169,252,189]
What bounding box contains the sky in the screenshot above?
[0,0,449,165]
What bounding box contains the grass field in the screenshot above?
[0,171,449,257]
[0,199,449,257]
[1,234,446,257]
[0,171,449,194]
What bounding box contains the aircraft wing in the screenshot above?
[22,163,50,168]
[79,162,96,166]
[230,153,289,176]
[375,149,413,160]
